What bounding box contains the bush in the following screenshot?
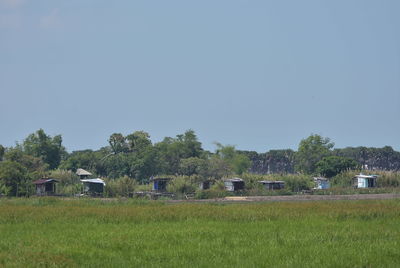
[330,170,359,187]
[166,176,197,195]
[0,181,11,196]
[135,184,152,192]
[282,174,312,192]
[375,171,400,187]
[105,176,138,197]
[49,169,79,185]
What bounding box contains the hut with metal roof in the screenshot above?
[223,177,245,192]
[32,178,58,196]
[313,177,330,189]
[81,178,106,196]
[259,180,285,190]
[353,174,378,188]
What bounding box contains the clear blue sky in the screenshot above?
[1,0,399,152]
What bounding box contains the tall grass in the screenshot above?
[331,170,400,187]
[0,198,400,267]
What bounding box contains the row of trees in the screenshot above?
[0,129,251,195]
[0,129,398,196]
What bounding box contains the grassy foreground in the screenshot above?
[0,198,400,267]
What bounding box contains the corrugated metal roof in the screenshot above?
[259,180,285,184]
[149,177,173,181]
[224,177,244,182]
[81,178,106,185]
[354,174,378,179]
[32,179,58,185]
[313,177,329,181]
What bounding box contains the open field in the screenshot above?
[1,198,400,267]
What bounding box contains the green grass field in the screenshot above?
[0,198,399,267]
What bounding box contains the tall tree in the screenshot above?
[0,161,28,196]
[22,129,66,169]
[295,134,334,174]
[4,147,48,179]
[126,131,152,152]
[0,145,4,161]
[154,130,204,175]
[59,149,101,172]
[215,143,251,175]
[316,156,358,178]
[108,133,128,154]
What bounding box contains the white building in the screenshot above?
[353,174,378,188]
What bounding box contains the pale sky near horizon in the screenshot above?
[1,0,399,153]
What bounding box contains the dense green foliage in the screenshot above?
[316,156,358,178]
[295,134,334,174]
[1,130,399,197]
[0,199,400,267]
[22,129,67,169]
[334,146,400,170]
[0,161,30,196]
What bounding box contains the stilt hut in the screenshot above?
[33,178,58,196]
[224,177,245,192]
[259,180,285,190]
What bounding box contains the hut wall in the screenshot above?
[36,185,45,195]
[357,178,368,188]
[316,181,330,189]
[153,180,168,192]
[200,181,211,190]
[84,182,104,193]
[233,181,245,191]
[263,182,285,190]
[224,181,234,192]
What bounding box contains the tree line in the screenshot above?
[0,129,399,196]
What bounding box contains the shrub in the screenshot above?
[282,174,312,192]
[58,184,81,196]
[135,184,152,192]
[105,176,138,197]
[330,170,359,187]
[166,176,197,195]
[375,171,400,187]
[0,181,11,196]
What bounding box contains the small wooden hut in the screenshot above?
[353,174,377,188]
[259,180,285,190]
[224,177,245,192]
[32,178,58,196]
[81,178,106,195]
[150,177,172,192]
[313,177,330,189]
